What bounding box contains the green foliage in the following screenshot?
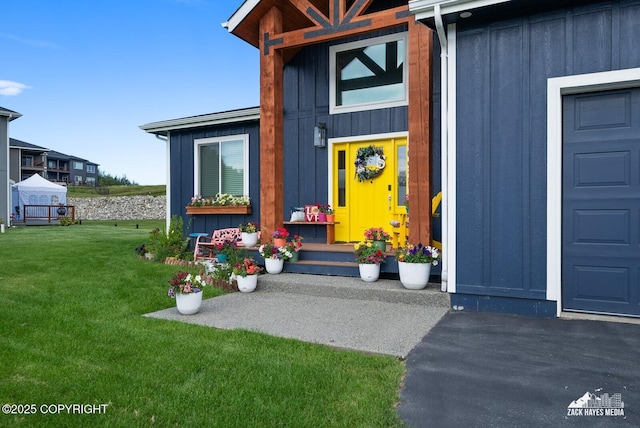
[146,216,190,262]
[0,220,405,427]
[58,216,75,226]
[205,246,250,283]
[98,170,138,186]
[67,185,166,197]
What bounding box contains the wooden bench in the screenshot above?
[193,228,244,261]
[283,221,340,245]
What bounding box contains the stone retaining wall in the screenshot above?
[67,196,166,220]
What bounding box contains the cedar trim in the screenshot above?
[407,20,433,246]
[288,0,328,27]
[185,206,251,215]
[259,6,284,243]
[262,5,410,55]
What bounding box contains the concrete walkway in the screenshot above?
[145,273,449,357]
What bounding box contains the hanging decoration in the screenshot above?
[354,145,386,182]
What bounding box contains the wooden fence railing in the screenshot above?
[23,205,76,224]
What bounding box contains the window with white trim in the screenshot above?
[73,161,84,170]
[87,165,96,174]
[330,33,408,114]
[194,135,249,198]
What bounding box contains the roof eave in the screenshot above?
[225,0,260,35]
[409,0,511,20]
[0,109,22,121]
[140,107,261,136]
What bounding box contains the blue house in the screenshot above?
[1,107,22,225]
[143,0,640,319]
[141,0,437,276]
[410,0,640,318]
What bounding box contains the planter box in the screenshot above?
[186,205,251,215]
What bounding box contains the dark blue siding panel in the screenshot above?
[454,0,640,299]
[620,4,640,69]
[451,294,556,318]
[170,123,260,235]
[456,30,486,288]
[528,18,566,293]
[489,25,524,290]
[573,10,612,74]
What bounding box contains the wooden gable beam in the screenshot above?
[262,5,410,54]
[288,0,329,28]
[344,0,375,23]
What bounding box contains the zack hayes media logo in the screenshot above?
[567,390,625,417]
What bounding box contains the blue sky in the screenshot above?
[1,0,258,185]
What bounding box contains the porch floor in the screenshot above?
[249,242,404,276]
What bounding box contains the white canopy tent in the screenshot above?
[12,174,67,220]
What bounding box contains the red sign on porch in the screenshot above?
[304,205,319,222]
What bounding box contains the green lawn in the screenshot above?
[67,185,166,197]
[0,221,405,427]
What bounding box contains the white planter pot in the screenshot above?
[241,232,259,247]
[265,258,284,274]
[359,263,380,282]
[237,274,258,292]
[175,291,203,315]
[398,261,431,290]
[0,224,4,233]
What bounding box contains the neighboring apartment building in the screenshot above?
[9,138,99,186]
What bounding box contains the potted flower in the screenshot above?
[316,203,332,222]
[354,241,387,282]
[364,227,391,252]
[272,227,289,247]
[213,237,236,263]
[285,234,304,262]
[324,205,335,223]
[239,222,260,247]
[396,243,440,289]
[168,271,208,314]
[259,242,293,274]
[233,257,262,292]
[186,193,251,215]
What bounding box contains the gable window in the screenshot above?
[194,134,249,198]
[330,33,408,114]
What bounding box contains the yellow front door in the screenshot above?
[332,136,408,246]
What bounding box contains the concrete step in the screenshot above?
[257,272,450,307]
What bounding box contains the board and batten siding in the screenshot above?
[453,1,640,301]
[169,123,260,235]
[282,27,410,240]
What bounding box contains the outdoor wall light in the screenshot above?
[314,123,327,148]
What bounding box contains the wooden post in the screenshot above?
[407,21,433,245]
[259,7,285,242]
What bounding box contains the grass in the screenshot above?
[0,221,405,427]
[67,185,166,197]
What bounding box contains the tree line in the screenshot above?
[98,171,138,186]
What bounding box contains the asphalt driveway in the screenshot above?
[398,312,640,427]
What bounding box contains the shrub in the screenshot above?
[146,216,190,262]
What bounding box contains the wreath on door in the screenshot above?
[354,145,386,182]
